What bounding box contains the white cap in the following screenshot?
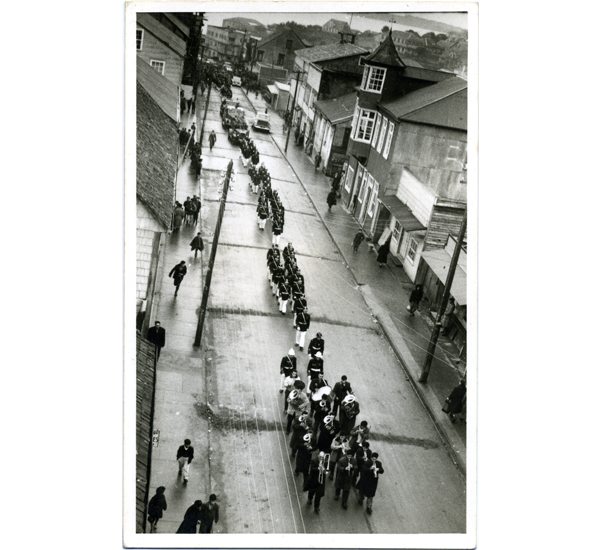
[315,351,322,358]
[288,349,295,355]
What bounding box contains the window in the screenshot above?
[351,102,359,136]
[361,66,387,93]
[150,60,165,75]
[286,39,293,50]
[407,237,418,263]
[447,143,463,165]
[354,109,377,142]
[392,220,401,242]
[358,172,369,202]
[377,117,388,153]
[344,166,354,192]
[136,29,144,50]
[277,53,285,66]
[383,122,394,159]
[367,180,379,216]
[257,50,264,62]
[371,113,381,146]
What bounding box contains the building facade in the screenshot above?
[343,31,466,283]
[205,25,248,64]
[255,28,307,77]
[322,19,351,34]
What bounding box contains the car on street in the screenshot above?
[253,112,271,133]
[232,76,242,87]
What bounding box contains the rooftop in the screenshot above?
[380,76,468,130]
[136,82,178,229]
[137,58,179,122]
[295,42,367,63]
[362,30,406,68]
[314,92,357,124]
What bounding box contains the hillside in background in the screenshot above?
[361,12,467,36]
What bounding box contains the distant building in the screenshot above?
[222,16,268,37]
[205,25,247,64]
[254,27,307,78]
[322,18,351,34]
[136,12,189,86]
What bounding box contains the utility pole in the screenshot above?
[194,160,234,347]
[419,211,467,383]
[285,69,304,153]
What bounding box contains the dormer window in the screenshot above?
[361,66,387,93]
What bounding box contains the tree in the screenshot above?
[381,25,390,33]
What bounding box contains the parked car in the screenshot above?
[253,112,271,133]
[232,76,242,87]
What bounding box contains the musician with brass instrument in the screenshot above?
[357,452,384,515]
[282,370,299,418]
[308,372,329,413]
[290,412,313,458]
[334,449,357,509]
[349,420,370,452]
[352,441,371,487]
[313,395,333,432]
[285,384,309,434]
[295,431,316,481]
[339,393,360,435]
[304,450,330,514]
[331,375,353,418]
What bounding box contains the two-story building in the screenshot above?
[136,12,189,87]
[322,18,351,34]
[205,25,247,64]
[343,31,466,283]
[290,42,367,162]
[254,27,307,79]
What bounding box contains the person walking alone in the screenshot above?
[327,189,337,211]
[352,230,365,254]
[444,379,466,423]
[408,283,424,316]
[169,261,187,297]
[190,232,204,258]
[209,130,217,151]
[147,486,167,533]
[376,238,391,267]
[199,494,219,533]
[146,321,166,360]
[176,438,194,483]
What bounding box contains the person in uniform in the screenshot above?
[279,349,297,393]
[307,332,325,357]
[278,279,291,314]
[339,394,360,435]
[295,431,316,483]
[295,308,311,351]
[331,376,353,418]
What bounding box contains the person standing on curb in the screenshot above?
[147,486,167,533]
[176,500,202,533]
[199,494,219,533]
[146,321,166,360]
[376,238,391,267]
[169,261,187,297]
[190,232,204,258]
[352,230,365,254]
[209,130,217,151]
[176,439,194,483]
[408,283,424,316]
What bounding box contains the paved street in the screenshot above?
[147,86,466,534]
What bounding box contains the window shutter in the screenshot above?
[371,114,382,146]
[377,118,388,153]
[383,122,395,159]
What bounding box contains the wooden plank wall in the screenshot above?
[137,30,184,88]
[424,205,465,251]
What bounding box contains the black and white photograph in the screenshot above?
[126,1,475,546]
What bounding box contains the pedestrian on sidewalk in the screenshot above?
[441,297,456,335]
[444,379,466,423]
[190,232,204,258]
[176,500,202,533]
[176,439,194,483]
[327,189,337,211]
[192,195,201,224]
[376,238,391,268]
[199,495,219,533]
[209,130,216,151]
[146,321,166,360]
[169,261,187,297]
[188,96,195,114]
[147,486,167,533]
[315,152,321,172]
[180,97,187,116]
[408,283,424,316]
[352,231,365,254]
[357,453,384,515]
[173,202,185,232]
[295,309,311,350]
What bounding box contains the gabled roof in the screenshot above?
[362,30,406,68]
[137,13,187,57]
[295,42,367,63]
[257,27,307,49]
[137,58,179,122]
[380,76,467,131]
[137,82,178,229]
[314,92,357,124]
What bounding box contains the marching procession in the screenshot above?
[224,107,385,518]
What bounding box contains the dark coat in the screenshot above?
[296,312,311,332]
[352,232,365,248]
[357,459,384,498]
[317,424,338,452]
[190,236,204,251]
[280,354,297,376]
[304,456,327,496]
[409,287,424,304]
[376,241,391,263]
[327,191,337,207]
[307,357,324,380]
[147,326,166,348]
[335,455,357,491]
[447,382,466,415]
[295,443,314,475]
[169,264,187,284]
[176,444,194,463]
[332,381,352,402]
[199,502,219,532]
[307,337,324,357]
[176,504,201,533]
[339,401,360,434]
[290,416,312,450]
[147,492,167,519]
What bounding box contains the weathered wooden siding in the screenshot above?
[137,28,184,87]
[424,205,465,251]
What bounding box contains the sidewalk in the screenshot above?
[244,91,467,474]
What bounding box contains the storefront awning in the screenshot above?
[421,248,467,305]
[380,195,426,232]
[267,84,278,95]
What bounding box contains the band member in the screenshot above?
[317,415,339,456]
[282,371,299,414]
[307,332,325,357]
[295,309,311,351]
[304,450,329,514]
[290,413,313,457]
[349,420,370,452]
[285,385,309,434]
[308,370,327,397]
[307,352,324,384]
[353,441,371,487]
[357,452,384,515]
[331,375,353,418]
[339,394,360,435]
[295,432,316,483]
[313,396,333,432]
[334,450,357,509]
[329,433,350,481]
[272,265,285,298]
[278,279,291,314]
[279,348,296,393]
[292,293,307,328]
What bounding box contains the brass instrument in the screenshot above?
[371,462,379,478]
[318,452,331,484]
[341,394,357,417]
[311,385,331,402]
